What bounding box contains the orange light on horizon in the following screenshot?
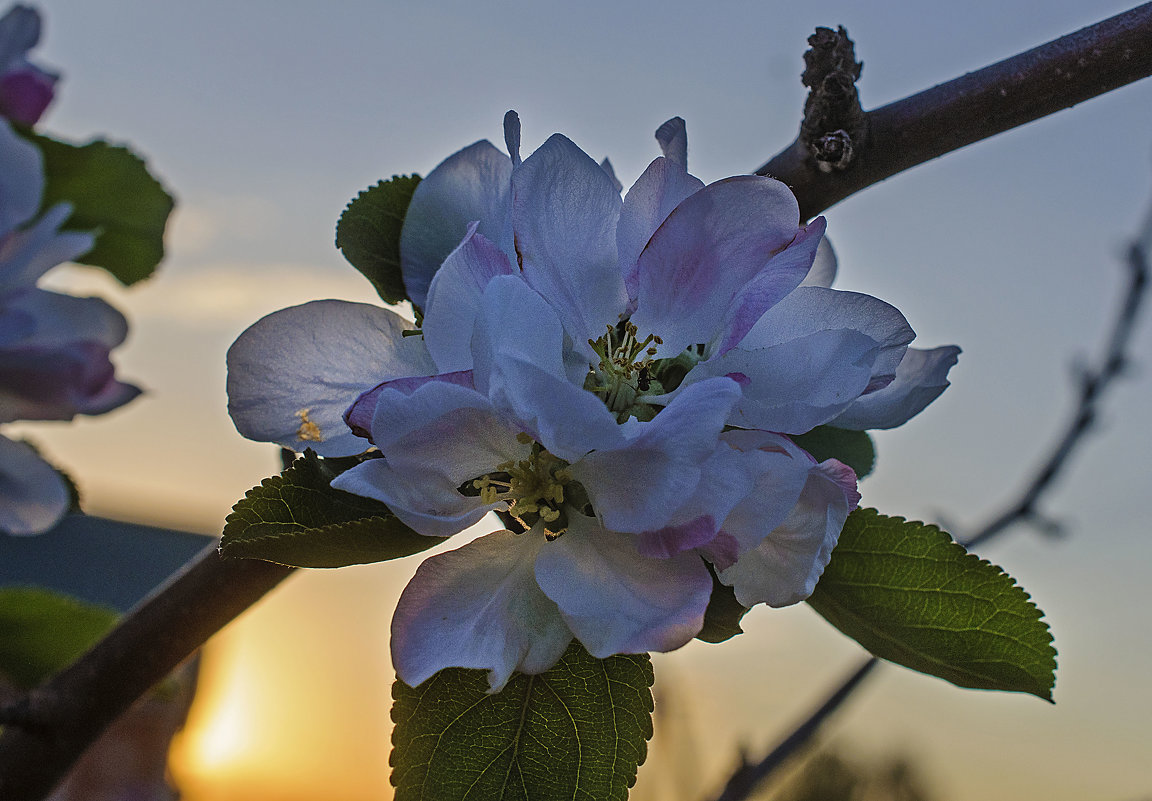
[168,566,402,801]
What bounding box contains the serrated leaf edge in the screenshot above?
[817,510,1058,700]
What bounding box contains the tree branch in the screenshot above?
[0,541,293,800]
[759,3,1152,220]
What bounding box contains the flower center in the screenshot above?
[586,321,665,420]
[469,433,575,539]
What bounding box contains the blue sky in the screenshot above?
[15,1,1152,798]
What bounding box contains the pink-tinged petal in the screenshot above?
[757,286,912,370]
[535,514,711,657]
[720,458,858,608]
[707,429,815,553]
[226,300,435,457]
[715,218,825,356]
[617,156,704,304]
[399,140,513,309]
[571,376,740,533]
[799,236,837,288]
[366,376,527,477]
[392,529,572,692]
[742,286,914,380]
[0,67,54,126]
[654,117,688,167]
[0,341,139,423]
[513,133,627,349]
[0,290,138,422]
[0,118,43,238]
[630,176,806,357]
[830,345,961,430]
[0,433,68,536]
[339,377,530,537]
[636,515,717,560]
[422,224,516,372]
[344,370,473,440]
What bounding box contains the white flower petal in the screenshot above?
[721,459,859,608]
[338,375,531,537]
[799,236,838,288]
[400,140,513,309]
[330,456,494,538]
[226,300,435,456]
[0,433,68,536]
[572,377,740,533]
[392,529,572,692]
[830,345,961,430]
[513,133,627,349]
[689,285,916,433]
[701,328,881,433]
[535,514,710,657]
[472,275,624,459]
[422,223,515,372]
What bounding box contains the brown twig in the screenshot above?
[760,3,1152,221]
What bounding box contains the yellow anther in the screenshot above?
[295,409,322,442]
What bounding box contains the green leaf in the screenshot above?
[336,174,422,305]
[391,641,654,801]
[807,509,1057,700]
[0,587,119,688]
[28,132,174,285]
[791,425,875,478]
[695,561,748,644]
[220,453,439,568]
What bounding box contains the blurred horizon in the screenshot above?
[9,0,1152,799]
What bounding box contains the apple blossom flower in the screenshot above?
[0,118,140,534]
[227,114,955,690]
[0,5,56,126]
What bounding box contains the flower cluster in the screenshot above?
[0,8,139,535]
[228,113,959,690]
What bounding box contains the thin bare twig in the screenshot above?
[706,196,1151,801]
